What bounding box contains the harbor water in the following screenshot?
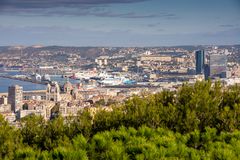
[0,71,80,93]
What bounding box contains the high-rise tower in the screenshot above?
[195,50,205,74]
[209,54,227,78]
[8,85,23,112]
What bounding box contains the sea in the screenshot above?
[0,71,80,93]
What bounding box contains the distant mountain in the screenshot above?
[0,44,239,57]
[0,46,106,58]
[172,45,205,51]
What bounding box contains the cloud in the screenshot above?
[0,25,133,35]
[219,24,238,28]
[39,9,156,18]
[0,0,148,10]
[147,22,161,27]
[0,0,178,19]
[156,29,165,32]
[85,11,177,19]
[0,1,177,20]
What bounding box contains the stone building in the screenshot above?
[46,82,61,102]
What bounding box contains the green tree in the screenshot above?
[0,115,22,159]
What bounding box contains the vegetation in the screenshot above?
[1,81,240,159]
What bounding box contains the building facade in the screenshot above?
[46,82,61,102]
[209,54,227,78]
[8,85,23,112]
[195,50,205,74]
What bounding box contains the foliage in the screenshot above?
[1,81,240,159]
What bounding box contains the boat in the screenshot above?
[31,73,42,82]
[98,77,124,86]
[72,71,98,80]
[42,74,51,81]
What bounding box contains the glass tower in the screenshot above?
[195,50,205,74]
[209,54,227,78]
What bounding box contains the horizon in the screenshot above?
[0,0,240,46]
[1,44,240,48]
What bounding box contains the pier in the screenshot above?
[0,75,49,85]
[103,84,160,88]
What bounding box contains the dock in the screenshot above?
[0,75,49,85]
[103,84,160,88]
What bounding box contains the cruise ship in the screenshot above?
[42,74,51,81]
[99,76,136,86]
[99,77,124,86]
[71,71,98,80]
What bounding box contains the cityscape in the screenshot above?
[0,0,240,159]
[1,45,240,124]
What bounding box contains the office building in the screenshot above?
[8,85,23,112]
[209,54,227,78]
[204,64,210,80]
[195,50,205,74]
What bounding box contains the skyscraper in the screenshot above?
[8,85,23,112]
[204,64,210,80]
[209,54,227,78]
[195,50,205,74]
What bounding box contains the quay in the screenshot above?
[104,84,160,88]
[0,75,49,85]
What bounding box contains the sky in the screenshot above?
[0,0,239,46]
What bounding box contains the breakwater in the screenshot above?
[0,75,49,85]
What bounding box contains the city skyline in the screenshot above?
[0,0,239,46]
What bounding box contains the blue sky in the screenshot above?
[0,0,239,46]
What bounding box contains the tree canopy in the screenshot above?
[1,81,240,159]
